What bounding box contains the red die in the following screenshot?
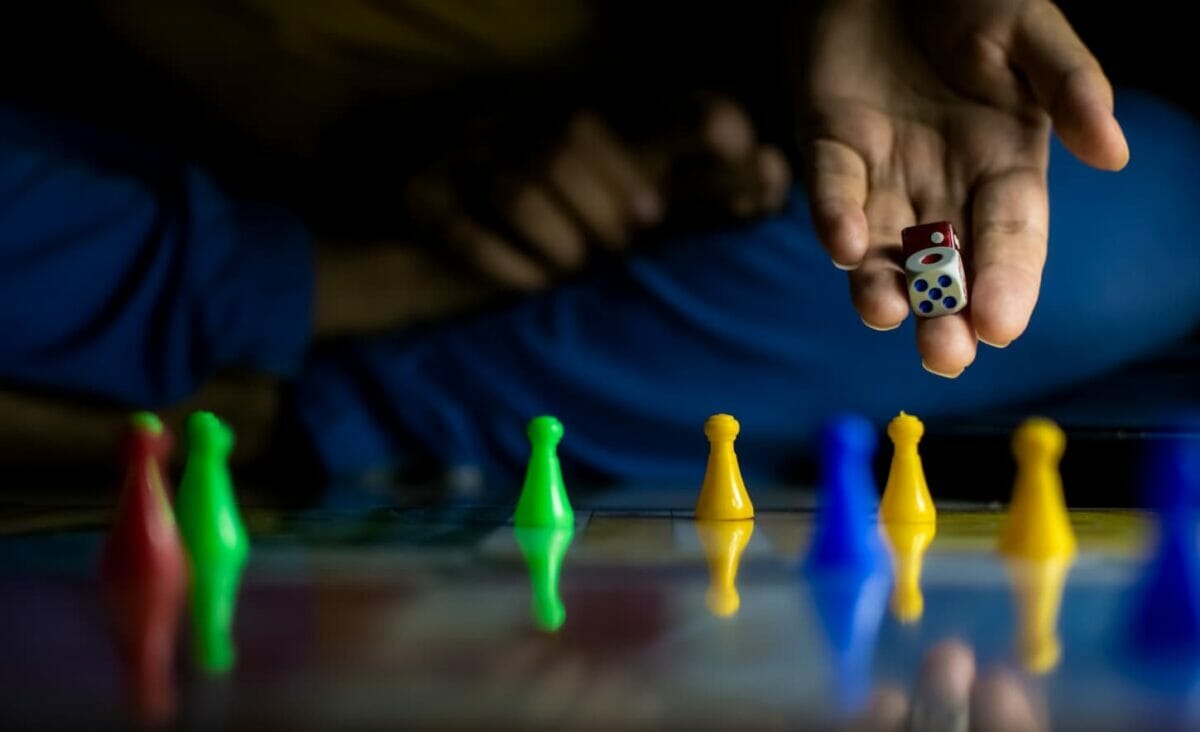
[901,221,959,258]
[900,222,968,317]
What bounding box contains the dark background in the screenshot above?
[2,3,1187,194]
[0,3,1193,506]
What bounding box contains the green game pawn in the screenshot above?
[514,526,574,632]
[175,411,249,674]
[512,416,574,529]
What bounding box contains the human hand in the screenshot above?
[853,640,1047,732]
[313,239,499,338]
[404,96,791,291]
[801,0,1128,376]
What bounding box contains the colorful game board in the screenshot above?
[0,493,1181,730]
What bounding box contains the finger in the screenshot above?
[917,312,977,378]
[910,640,976,732]
[848,188,913,329]
[1011,1,1129,171]
[546,145,630,249]
[702,96,757,163]
[850,684,909,732]
[703,97,775,220]
[756,145,793,213]
[970,168,1049,348]
[407,174,553,291]
[970,668,1046,732]
[504,183,588,271]
[446,218,550,291]
[808,139,870,268]
[569,113,663,226]
[664,145,768,221]
[850,248,910,331]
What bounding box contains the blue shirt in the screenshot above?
[2,93,1199,483]
[0,104,312,405]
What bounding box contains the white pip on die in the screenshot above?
[901,221,968,317]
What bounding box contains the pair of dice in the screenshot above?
[902,222,967,317]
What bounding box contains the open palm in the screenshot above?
[802,0,1128,376]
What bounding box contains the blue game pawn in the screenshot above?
[805,414,888,575]
[1127,433,1200,660]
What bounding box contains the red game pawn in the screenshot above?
[99,412,188,726]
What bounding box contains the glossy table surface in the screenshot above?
[1,487,1193,731]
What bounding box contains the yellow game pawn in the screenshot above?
[695,414,754,520]
[998,418,1076,560]
[695,519,755,618]
[882,520,936,624]
[1006,557,1072,674]
[879,412,936,524]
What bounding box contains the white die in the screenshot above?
[905,247,967,317]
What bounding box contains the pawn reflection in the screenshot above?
[189,566,246,673]
[100,413,186,726]
[101,573,185,726]
[806,565,892,714]
[514,525,575,632]
[695,519,754,618]
[1005,557,1072,675]
[882,521,936,624]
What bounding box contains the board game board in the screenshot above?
[0,483,1186,731]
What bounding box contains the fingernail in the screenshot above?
[832,258,859,271]
[922,361,965,379]
[862,317,901,332]
[978,335,1011,349]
